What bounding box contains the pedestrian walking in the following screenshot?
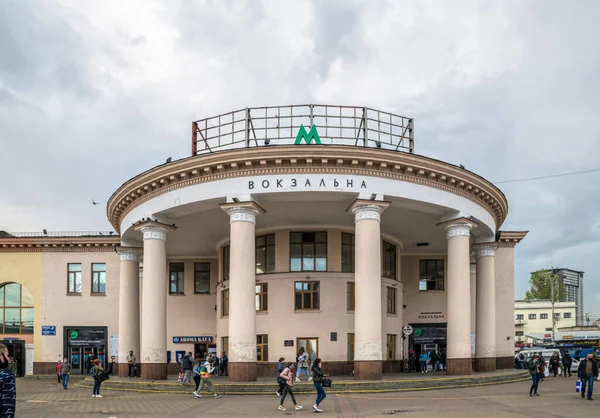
[311,358,327,413]
[419,349,430,373]
[0,344,15,418]
[538,352,546,382]
[295,347,311,382]
[92,359,106,398]
[55,359,62,383]
[430,351,440,373]
[60,357,71,390]
[279,363,303,412]
[126,350,137,378]
[549,352,559,377]
[276,357,285,397]
[526,354,541,396]
[181,352,193,385]
[577,352,598,401]
[193,357,221,399]
[562,351,573,377]
[220,352,228,376]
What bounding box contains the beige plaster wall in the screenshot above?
[495,247,515,358]
[41,251,120,362]
[401,255,447,325]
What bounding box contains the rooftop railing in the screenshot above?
[192,104,414,156]
[1,231,118,238]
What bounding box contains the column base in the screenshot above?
[475,357,497,372]
[140,363,167,380]
[496,356,514,370]
[117,363,139,377]
[446,358,472,375]
[354,360,382,380]
[228,362,257,382]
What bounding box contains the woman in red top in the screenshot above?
[55,360,62,383]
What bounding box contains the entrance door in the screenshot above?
[297,338,319,364]
[71,347,106,374]
[194,343,208,361]
[4,340,25,377]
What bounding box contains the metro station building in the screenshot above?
[0,105,527,380]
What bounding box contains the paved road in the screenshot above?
[17,376,597,417]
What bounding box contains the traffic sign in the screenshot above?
[402,325,413,336]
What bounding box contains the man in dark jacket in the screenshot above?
[562,352,573,377]
[181,352,193,385]
[577,352,598,400]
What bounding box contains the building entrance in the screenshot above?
[297,338,319,364]
[3,339,25,377]
[64,326,107,374]
[408,324,447,372]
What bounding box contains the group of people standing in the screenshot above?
[276,347,328,413]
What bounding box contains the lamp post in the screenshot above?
[550,267,556,344]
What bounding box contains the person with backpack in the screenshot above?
[295,347,311,382]
[181,352,194,385]
[91,359,106,398]
[276,357,285,397]
[193,357,221,399]
[311,358,327,413]
[278,363,303,412]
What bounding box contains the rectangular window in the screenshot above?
[554,313,560,319]
[386,334,397,360]
[91,263,106,294]
[294,281,320,310]
[221,337,229,356]
[221,289,229,317]
[169,263,185,294]
[222,245,230,281]
[290,232,327,272]
[255,283,268,312]
[419,259,445,291]
[387,287,396,315]
[540,313,548,319]
[382,241,397,279]
[257,334,268,362]
[341,233,355,273]
[67,263,82,294]
[515,331,524,337]
[528,314,537,320]
[515,314,524,320]
[256,234,275,274]
[347,333,355,361]
[346,282,355,311]
[564,312,572,319]
[194,262,211,294]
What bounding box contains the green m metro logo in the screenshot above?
[294,124,321,145]
[70,330,79,339]
[413,328,422,338]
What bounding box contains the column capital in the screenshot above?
[117,246,143,263]
[347,199,390,222]
[437,217,479,239]
[220,201,266,224]
[473,243,497,257]
[134,220,177,241]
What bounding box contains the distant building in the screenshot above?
[551,269,585,326]
[514,299,577,347]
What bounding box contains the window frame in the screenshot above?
[382,241,397,279]
[169,262,185,294]
[386,334,397,360]
[341,232,355,273]
[346,282,355,311]
[294,281,320,311]
[91,263,106,295]
[67,263,82,295]
[516,314,524,320]
[222,245,230,282]
[347,333,355,361]
[221,289,229,317]
[256,334,268,362]
[386,287,397,315]
[0,283,34,334]
[289,232,328,272]
[418,259,445,291]
[255,283,268,312]
[528,314,537,320]
[540,313,548,319]
[563,312,572,319]
[515,330,524,337]
[194,262,211,294]
[256,234,275,275]
[221,336,229,356]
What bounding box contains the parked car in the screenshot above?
[518,349,580,373]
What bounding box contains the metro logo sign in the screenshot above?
[295,124,321,145]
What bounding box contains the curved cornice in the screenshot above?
[107,146,509,233]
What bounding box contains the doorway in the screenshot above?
[3,340,25,377]
[70,346,106,375]
[296,338,319,364]
[64,326,107,375]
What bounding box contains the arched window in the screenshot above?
[0,283,34,334]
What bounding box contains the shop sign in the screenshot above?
[172,336,213,344]
[249,177,367,190]
[67,328,106,347]
[295,124,321,145]
[42,326,56,336]
[418,312,445,320]
[110,335,119,357]
[402,325,413,336]
[411,326,447,344]
[562,335,573,340]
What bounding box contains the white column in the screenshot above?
[117,246,142,377]
[350,200,389,380]
[136,223,173,380]
[221,202,263,381]
[475,244,497,371]
[470,262,476,357]
[444,222,473,375]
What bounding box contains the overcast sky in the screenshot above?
[1,0,599,316]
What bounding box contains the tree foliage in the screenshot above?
[525,269,566,302]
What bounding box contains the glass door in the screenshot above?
[70,347,82,374]
[297,338,319,365]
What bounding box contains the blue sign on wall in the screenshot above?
[175,350,186,364]
[42,326,56,336]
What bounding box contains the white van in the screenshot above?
[518,349,579,373]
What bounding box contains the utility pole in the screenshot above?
[550,264,555,344]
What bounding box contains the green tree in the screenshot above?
[525,269,566,302]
